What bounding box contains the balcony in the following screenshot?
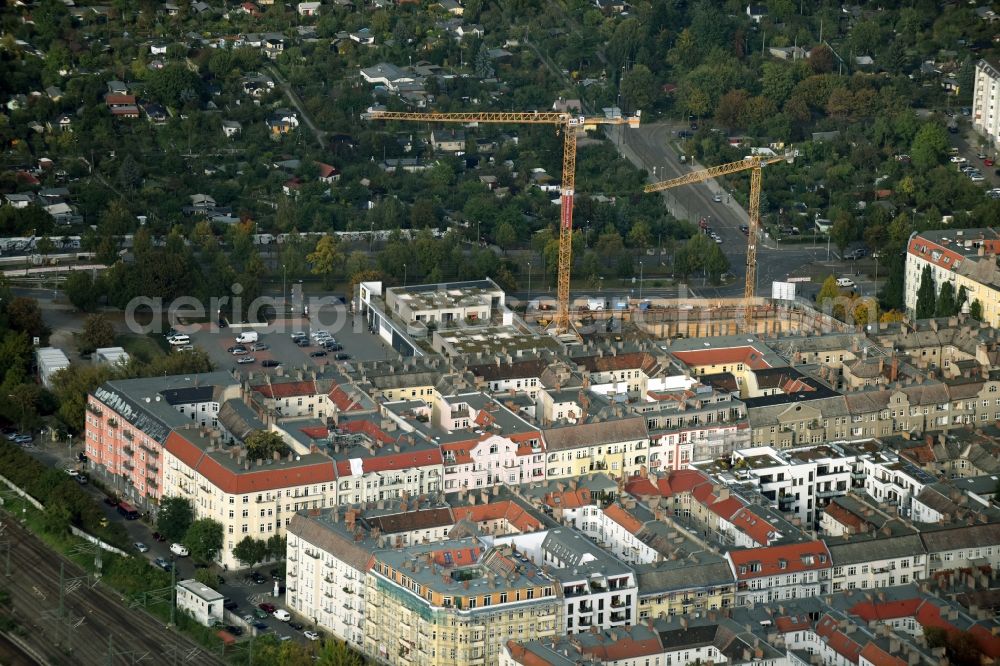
[305,550,320,560]
[122,461,134,471]
[325,575,335,585]
[86,404,103,416]
[578,603,592,613]
[610,611,626,622]
[816,488,841,499]
[122,430,133,441]
[289,553,298,562]
[324,591,334,599]
[107,418,118,428]
[147,478,158,488]
[122,446,134,457]
[141,445,158,457]
[611,597,626,608]
[147,463,159,473]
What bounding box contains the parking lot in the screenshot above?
[184,300,397,375]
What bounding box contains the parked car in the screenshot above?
[223,598,238,611]
[304,630,320,641]
[250,572,267,584]
[75,474,88,485]
[273,609,291,622]
[290,332,306,341]
[253,621,269,631]
[224,625,243,636]
[236,356,256,365]
[335,352,351,360]
[309,350,327,358]
[323,341,342,351]
[295,339,309,347]
[261,359,281,368]
[289,621,304,631]
[986,158,995,167]
[231,347,249,356]
[712,194,722,202]
[226,345,246,354]
[104,497,118,507]
[258,602,277,614]
[836,277,856,288]
[739,225,749,235]
[154,557,172,571]
[170,543,190,557]
[250,343,269,351]
[152,532,166,542]
[134,542,149,553]
[13,434,32,444]
[254,608,269,620]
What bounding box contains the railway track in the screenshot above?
[0,517,224,665]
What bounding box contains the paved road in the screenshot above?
[607,122,840,297]
[0,514,222,665]
[265,64,326,149]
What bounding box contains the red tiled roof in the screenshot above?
[672,346,772,371]
[729,541,831,579]
[543,488,592,509]
[860,643,908,666]
[709,496,744,520]
[452,501,542,533]
[338,419,395,444]
[105,93,136,105]
[432,546,481,567]
[335,448,443,477]
[328,384,362,411]
[253,380,316,399]
[775,615,812,633]
[823,502,866,531]
[316,162,339,178]
[849,598,922,622]
[299,426,329,439]
[582,636,664,661]
[504,641,554,666]
[815,615,863,663]
[164,431,336,494]
[729,507,779,545]
[603,504,644,535]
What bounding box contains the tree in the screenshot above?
[7,297,47,339]
[316,639,366,665]
[306,236,342,288]
[36,236,55,263]
[970,299,984,321]
[809,45,834,74]
[194,568,218,590]
[915,265,936,319]
[956,285,968,313]
[935,281,957,317]
[830,218,853,258]
[911,123,949,171]
[157,497,194,541]
[65,271,100,311]
[233,536,268,571]
[494,221,517,253]
[620,65,655,112]
[245,430,288,461]
[817,275,840,307]
[266,534,286,561]
[79,313,115,354]
[184,519,224,562]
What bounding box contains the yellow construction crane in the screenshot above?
[366,110,641,332]
[644,153,790,328]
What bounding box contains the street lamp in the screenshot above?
[638,261,644,301]
[282,264,287,316]
[403,263,407,288]
[526,262,532,305]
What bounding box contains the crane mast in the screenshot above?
[367,110,639,332]
[645,153,789,329]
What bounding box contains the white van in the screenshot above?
[235,331,259,344]
[167,334,190,346]
[835,278,856,289]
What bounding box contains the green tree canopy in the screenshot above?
[935,281,957,317]
[232,536,268,570]
[184,518,224,562]
[245,430,288,461]
[915,265,936,319]
[157,497,194,542]
[79,313,115,354]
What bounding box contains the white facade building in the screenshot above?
[973,59,1000,146]
[176,579,224,627]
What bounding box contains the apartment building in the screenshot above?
[489,528,638,635]
[543,418,649,480]
[364,538,561,666]
[726,541,832,606]
[973,59,1000,146]
[904,229,1000,327]
[161,428,337,568]
[635,556,737,620]
[725,445,859,525]
[828,534,926,592]
[84,372,241,511]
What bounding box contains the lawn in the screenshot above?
[115,333,168,363]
